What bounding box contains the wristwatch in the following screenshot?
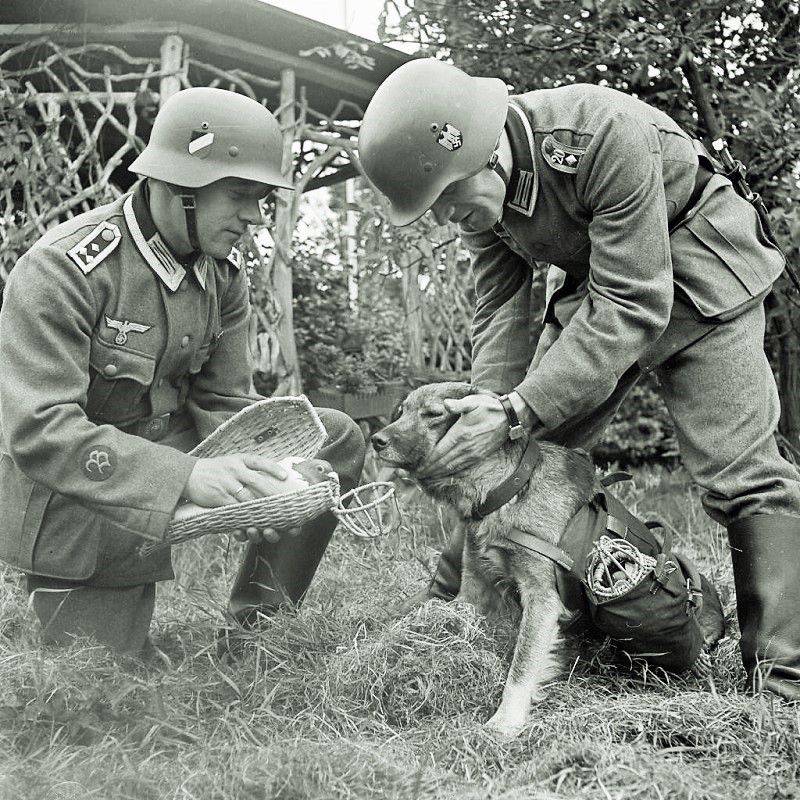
[498,394,526,440]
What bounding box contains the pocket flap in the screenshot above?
[89,335,156,386]
[684,184,784,297]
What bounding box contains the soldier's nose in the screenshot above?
[240,198,263,226]
[431,199,452,226]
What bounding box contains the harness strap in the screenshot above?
[670,160,713,232]
[600,471,633,487]
[504,528,574,571]
[473,435,541,519]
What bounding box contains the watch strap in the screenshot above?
[499,394,525,440]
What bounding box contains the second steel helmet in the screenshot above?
[129,87,293,190]
[358,59,508,226]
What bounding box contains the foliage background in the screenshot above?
[375,0,800,464]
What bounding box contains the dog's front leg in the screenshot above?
[456,530,500,617]
[485,558,562,738]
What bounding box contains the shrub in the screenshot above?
[593,371,678,467]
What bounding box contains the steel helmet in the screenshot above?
[129,87,292,190]
[358,59,508,226]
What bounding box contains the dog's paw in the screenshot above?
[483,711,526,740]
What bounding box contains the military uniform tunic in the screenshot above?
[0,181,257,586]
[466,84,800,526]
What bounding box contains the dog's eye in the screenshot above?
[389,403,403,423]
[419,408,446,420]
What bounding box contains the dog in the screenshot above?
[371,381,722,738]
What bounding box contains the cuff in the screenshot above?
[513,379,569,431]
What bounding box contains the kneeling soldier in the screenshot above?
[358,59,800,700]
[0,87,365,656]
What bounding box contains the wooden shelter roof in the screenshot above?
[0,0,412,118]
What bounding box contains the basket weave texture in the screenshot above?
[155,396,339,549]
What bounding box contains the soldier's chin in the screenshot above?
[205,239,236,259]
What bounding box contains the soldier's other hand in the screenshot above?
[232,526,280,544]
[418,395,508,478]
[183,454,289,508]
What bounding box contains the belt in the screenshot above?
[121,411,184,442]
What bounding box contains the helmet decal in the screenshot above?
[188,130,215,156]
[437,123,463,151]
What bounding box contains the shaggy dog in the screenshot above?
[371,381,720,738]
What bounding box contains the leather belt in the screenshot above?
[121,411,182,442]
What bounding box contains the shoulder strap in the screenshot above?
[504,527,574,570]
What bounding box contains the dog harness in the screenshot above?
[474,437,707,673]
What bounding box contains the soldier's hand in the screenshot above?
[231,525,303,544]
[418,395,509,478]
[232,526,280,544]
[183,454,289,508]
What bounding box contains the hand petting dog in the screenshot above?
[420,392,540,478]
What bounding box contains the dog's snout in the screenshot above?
[371,431,389,451]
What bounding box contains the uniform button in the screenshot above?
[103,364,118,377]
[157,378,164,388]
[180,335,190,348]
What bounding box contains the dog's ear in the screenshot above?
[421,398,462,436]
[389,400,403,423]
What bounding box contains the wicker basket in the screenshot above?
[142,396,339,553]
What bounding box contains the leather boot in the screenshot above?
[395,525,465,616]
[217,509,337,660]
[727,514,800,701]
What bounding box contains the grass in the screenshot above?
[1,463,799,800]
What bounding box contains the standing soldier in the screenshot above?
[358,59,800,700]
[0,87,365,657]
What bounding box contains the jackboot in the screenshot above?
[217,509,338,660]
[395,525,465,616]
[728,514,800,701]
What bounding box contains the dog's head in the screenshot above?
[371,381,474,473]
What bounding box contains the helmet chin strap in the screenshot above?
[179,191,200,251]
[486,138,511,188]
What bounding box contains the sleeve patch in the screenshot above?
[541,134,586,174]
[66,221,122,274]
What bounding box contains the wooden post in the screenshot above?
[271,67,302,394]
[400,252,424,372]
[159,34,184,105]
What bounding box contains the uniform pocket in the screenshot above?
[30,492,102,580]
[683,185,785,297]
[0,452,37,570]
[87,335,156,425]
[0,452,102,579]
[189,327,222,375]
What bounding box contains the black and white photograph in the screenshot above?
[0,0,798,797]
